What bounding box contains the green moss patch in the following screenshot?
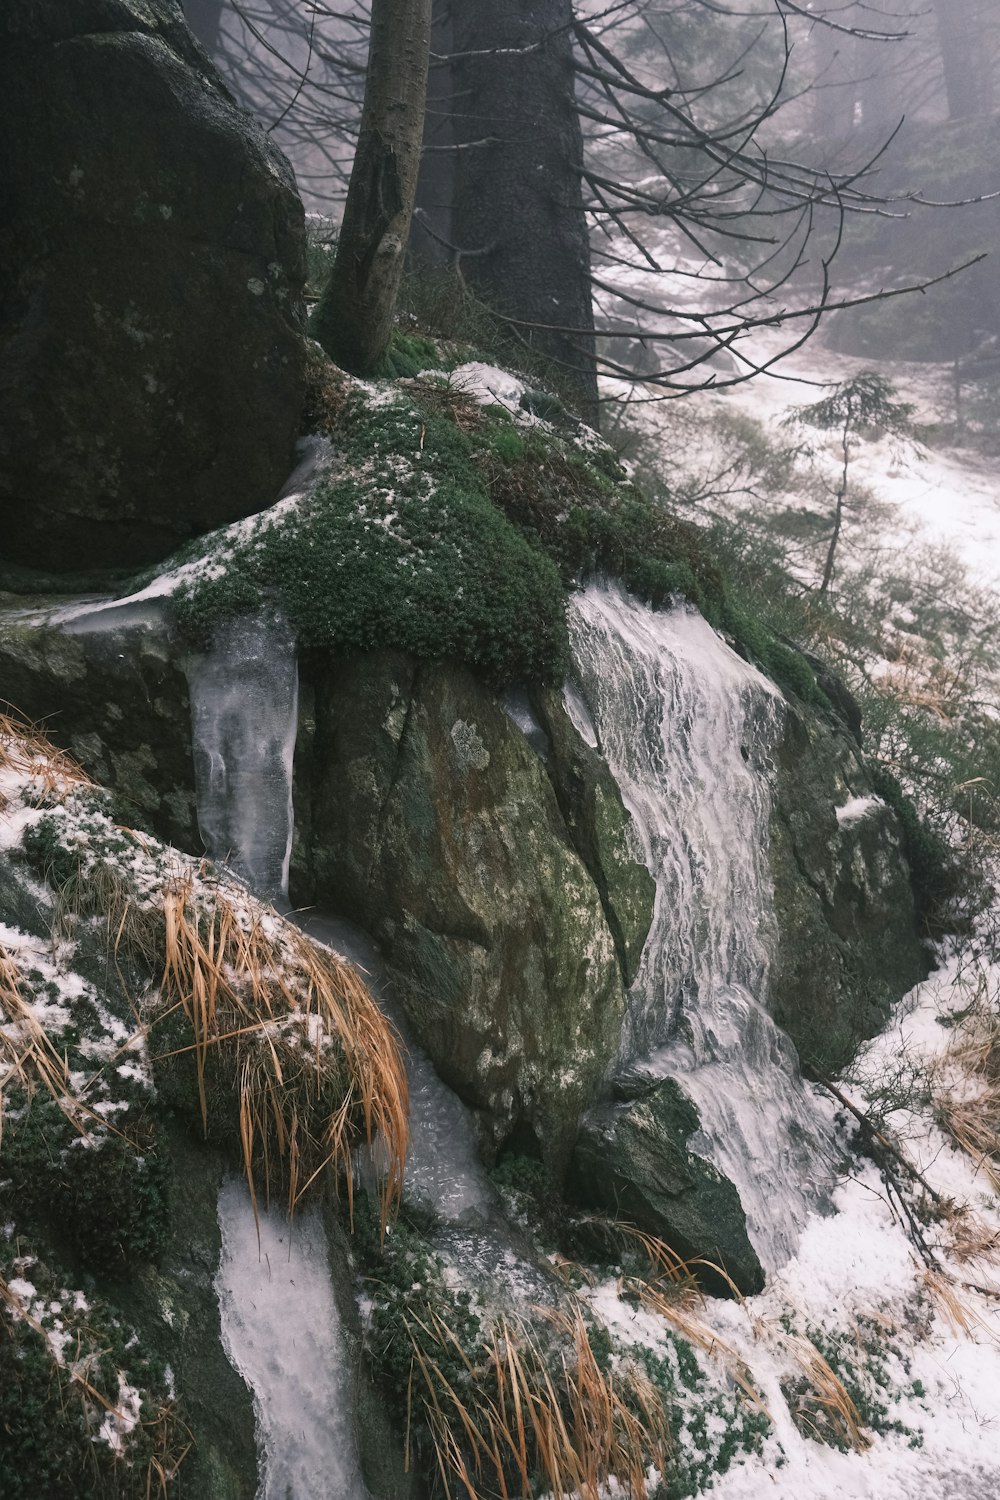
[172,365,828,707]
[0,1237,181,1498]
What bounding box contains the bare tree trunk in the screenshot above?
[311,0,432,373]
[934,0,993,119]
[449,0,599,426]
[411,0,455,267]
[819,426,851,596]
[181,0,226,55]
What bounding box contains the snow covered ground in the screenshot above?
[589,293,1000,1495]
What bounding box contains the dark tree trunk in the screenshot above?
[449,0,598,425]
[181,0,226,55]
[312,0,433,373]
[934,0,994,120]
[411,0,455,266]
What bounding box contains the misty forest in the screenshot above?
[5,1,1000,1496]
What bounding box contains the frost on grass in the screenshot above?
[0,713,410,1494]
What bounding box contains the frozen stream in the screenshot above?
[215,1180,366,1500]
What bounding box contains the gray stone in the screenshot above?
[0,0,306,571]
[769,702,929,1075]
[570,1078,764,1296]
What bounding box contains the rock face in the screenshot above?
[570,1079,764,1296]
[0,0,306,572]
[0,604,199,851]
[769,703,929,1075]
[292,652,654,1173]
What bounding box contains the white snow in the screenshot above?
[837,796,885,828]
[448,361,527,411]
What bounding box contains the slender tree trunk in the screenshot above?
[411,0,455,266]
[181,0,226,55]
[449,0,599,426]
[820,425,851,596]
[934,0,993,119]
[311,0,432,373]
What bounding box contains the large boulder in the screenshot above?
[769,702,929,1074]
[292,653,649,1173]
[0,0,306,572]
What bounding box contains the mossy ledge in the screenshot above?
[169,355,830,707]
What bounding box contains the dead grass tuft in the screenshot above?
[406,1302,669,1500]
[933,970,1000,1194]
[156,876,409,1227]
[0,707,93,800]
[779,1329,871,1452]
[0,944,99,1154]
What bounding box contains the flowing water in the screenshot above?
[568,582,837,1270]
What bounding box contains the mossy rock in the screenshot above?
[292,650,626,1174]
[768,705,929,1075]
[569,1078,764,1296]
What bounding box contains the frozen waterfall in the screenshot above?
[568,582,837,1271]
[186,609,299,905]
[215,1180,366,1500]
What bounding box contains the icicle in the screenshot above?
[186,609,298,905]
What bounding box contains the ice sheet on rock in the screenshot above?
[562,676,599,749]
[294,913,496,1223]
[215,1178,366,1500]
[186,610,298,904]
[568,582,838,1272]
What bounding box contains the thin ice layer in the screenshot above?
[214,1179,366,1500]
[186,610,298,904]
[297,913,496,1223]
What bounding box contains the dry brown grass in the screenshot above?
[0,707,93,800]
[156,876,409,1226]
[0,943,94,1153]
[778,1328,871,1452]
[404,376,490,434]
[933,971,1000,1194]
[405,1302,669,1500]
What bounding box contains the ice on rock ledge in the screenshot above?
[186,610,299,905]
[215,1179,366,1500]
